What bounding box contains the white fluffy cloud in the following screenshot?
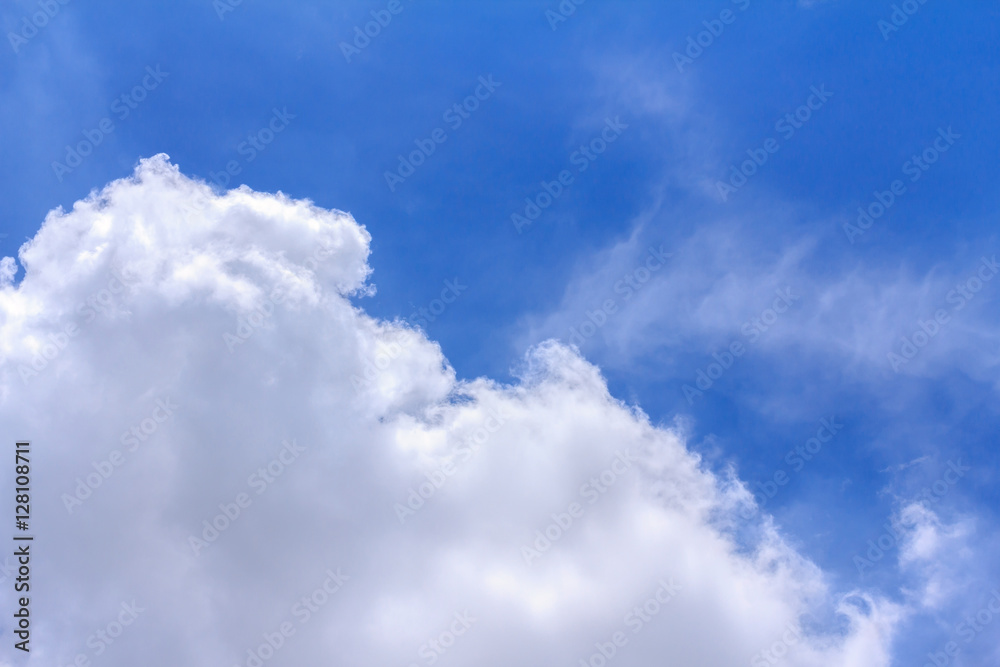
[1,156,916,666]
[895,502,975,611]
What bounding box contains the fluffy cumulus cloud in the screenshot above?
[2,156,921,666]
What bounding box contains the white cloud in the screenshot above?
[0,156,919,666]
[516,214,1000,406]
[896,503,975,610]
[575,52,1000,400]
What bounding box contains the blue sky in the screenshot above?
[3,1,999,665]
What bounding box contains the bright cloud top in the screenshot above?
[1,156,922,666]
